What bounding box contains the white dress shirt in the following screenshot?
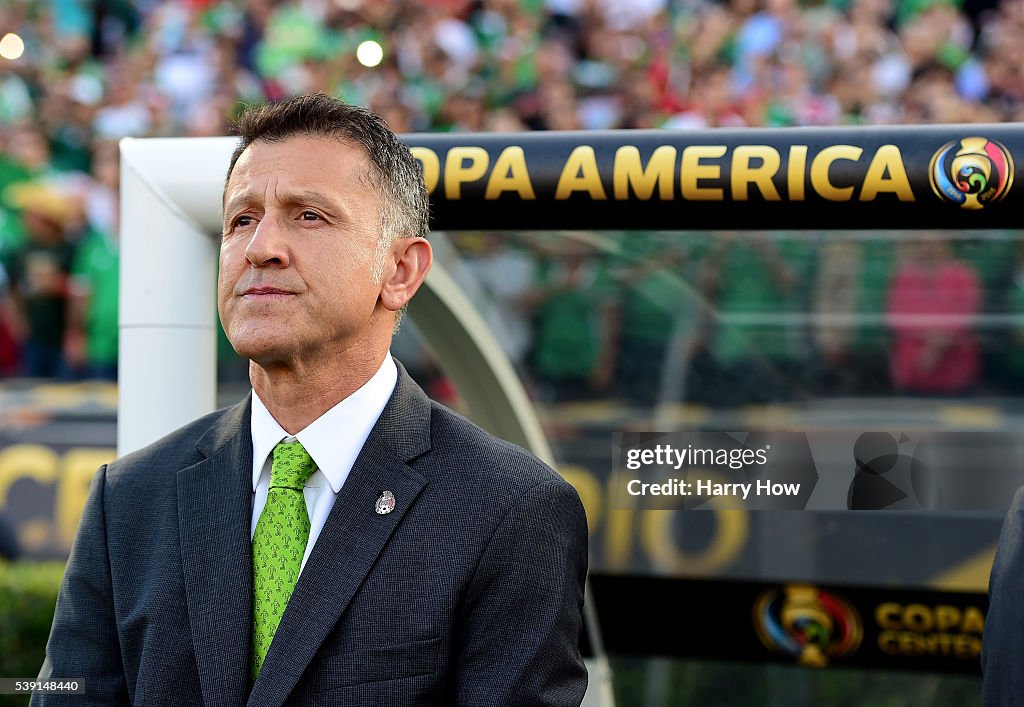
[249,353,398,573]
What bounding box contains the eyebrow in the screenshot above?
[222,190,348,224]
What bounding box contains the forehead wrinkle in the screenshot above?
[222,174,280,230]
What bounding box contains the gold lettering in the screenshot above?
[860,145,915,201]
[0,444,58,504]
[0,444,60,552]
[409,147,440,194]
[484,146,535,200]
[898,631,924,655]
[680,146,727,200]
[934,605,961,632]
[956,634,982,658]
[613,145,676,200]
[731,145,781,201]
[903,604,933,632]
[444,146,489,199]
[810,145,862,201]
[555,146,607,200]
[57,449,114,551]
[788,145,808,200]
[962,606,986,634]
[641,506,748,574]
[604,471,636,571]
[877,630,900,654]
[875,603,902,631]
[556,464,602,535]
[880,629,981,658]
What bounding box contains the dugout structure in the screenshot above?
[120,126,1021,452]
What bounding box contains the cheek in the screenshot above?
[217,253,241,315]
[216,269,232,306]
[218,243,244,282]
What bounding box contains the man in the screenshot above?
[983,489,1024,704]
[36,94,589,706]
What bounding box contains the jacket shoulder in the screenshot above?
[425,400,569,493]
[105,402,245,488]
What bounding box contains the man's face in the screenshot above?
[219,135,387,368]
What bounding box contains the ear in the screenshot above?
[379,237,433,312]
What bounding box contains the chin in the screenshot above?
[228,335,290,364]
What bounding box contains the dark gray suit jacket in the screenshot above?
[983,486,1024,706]
[35,366,588,706]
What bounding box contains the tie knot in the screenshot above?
[270,441,317,490]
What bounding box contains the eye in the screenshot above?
[234,215,255,228]
[300,211,321,221]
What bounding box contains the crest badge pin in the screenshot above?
[375,490,396,515]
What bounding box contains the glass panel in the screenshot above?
[436,229,1016,587]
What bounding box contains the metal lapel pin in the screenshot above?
[375,490,396,515]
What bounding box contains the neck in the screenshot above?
[250,346,389,435]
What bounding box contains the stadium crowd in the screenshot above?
[1,0,1023,405]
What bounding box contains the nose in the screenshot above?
[244,215,290,268]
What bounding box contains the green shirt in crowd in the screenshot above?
[70,229,119,365]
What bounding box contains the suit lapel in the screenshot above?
[247,365,432,707]
[178,398,254,707]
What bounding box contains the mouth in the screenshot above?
[241,286,295,299]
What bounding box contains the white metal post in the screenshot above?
[117,138,231,455]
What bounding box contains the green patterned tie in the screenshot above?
[251,440,318,678]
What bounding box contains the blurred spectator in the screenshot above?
[65,139,119,380]
[525,244,617,402]
[813,239,862,391]
[611,235,707,407]
[458,233,537,371]
[2,182,79,378]
[0,261,18,375]
[66,225,118,380]
[704,234,813,405]
[0,124,54,191]
[812,237,895,393]
[886,237,981,394]
[664,62,747,129]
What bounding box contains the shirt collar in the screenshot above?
[250,353,398,493]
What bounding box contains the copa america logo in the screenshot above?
[929,137,1014,210]
[753,585,862,667]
